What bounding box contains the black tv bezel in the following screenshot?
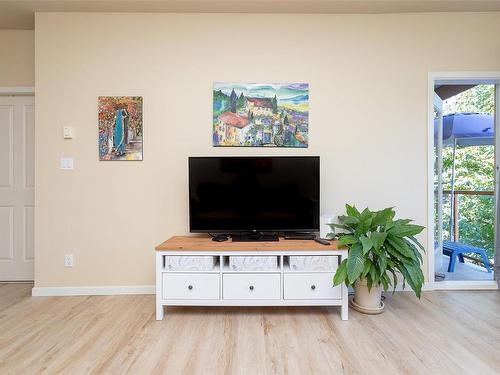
[188,156,320,234]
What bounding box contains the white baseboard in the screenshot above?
[388,281,498,292]
[32,285,155,296]
[399,282,433,292]
[36,284,422,297]
[31,280,497,297]
[431,280,498,290]
[345,282,433,295]
[379,282,433,293]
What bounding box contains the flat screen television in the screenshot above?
[189,156,319,236]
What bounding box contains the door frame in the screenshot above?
[427,72,500,290]
[434,92,445,279]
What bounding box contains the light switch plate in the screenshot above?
[60,157,74,170]
[63,126,74,139]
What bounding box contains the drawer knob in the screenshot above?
[249,285,254,291]
[188,285,193,290]
[311,285,316,290]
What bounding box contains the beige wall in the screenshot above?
[0,30,34,87]
[34,12,500,287]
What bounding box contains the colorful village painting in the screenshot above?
[98,96,143,161]
[213,83,309,147]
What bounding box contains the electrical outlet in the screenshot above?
[64,254,74,267]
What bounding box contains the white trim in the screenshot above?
[433,71,500,85]
[391,282,433,292]
[0,87,35,96]
[433,92,443,111]
[31,285,155,296]
[380,281,498,292]
[495,84,500,274]
[433,280,498,290]
[385,280,498,293]
[30,280,499,297]
[427,73,436,284]
[427,71,500,290]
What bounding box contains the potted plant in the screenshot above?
[330,205,425,314]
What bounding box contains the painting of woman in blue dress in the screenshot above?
[98,97,143,161]
[113,108,128,156]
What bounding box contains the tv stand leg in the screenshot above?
[341,283,348,321]
[156,304,164,320]
[341,302,348,321]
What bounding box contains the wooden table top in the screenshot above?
[155,236,344,251]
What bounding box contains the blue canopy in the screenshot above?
[434,112,494,147]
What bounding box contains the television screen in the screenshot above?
[189,156,320,233]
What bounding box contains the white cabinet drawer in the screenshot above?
[162,273,219,300]
[284,273,341,300]
[223,274,280,300]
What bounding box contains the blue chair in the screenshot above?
[442,241,492,273]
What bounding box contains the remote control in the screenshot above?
[314,238,331,246]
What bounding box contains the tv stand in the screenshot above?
[155,236,349,321]
[231,232,279,242]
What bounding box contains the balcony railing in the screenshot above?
[443,189,495,239]
[442,189,495,268]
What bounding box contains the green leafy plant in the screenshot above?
[331,205,426,298]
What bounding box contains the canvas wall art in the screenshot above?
[98,96,143,161]
[213,83,309,147]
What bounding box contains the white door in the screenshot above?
[0,96,34,281]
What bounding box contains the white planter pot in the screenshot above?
[351,279,385,314]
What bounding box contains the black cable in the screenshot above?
[208,232,230,239]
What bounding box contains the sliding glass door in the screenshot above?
[433,82,496,283]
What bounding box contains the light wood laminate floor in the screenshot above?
[0,283,499,374]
